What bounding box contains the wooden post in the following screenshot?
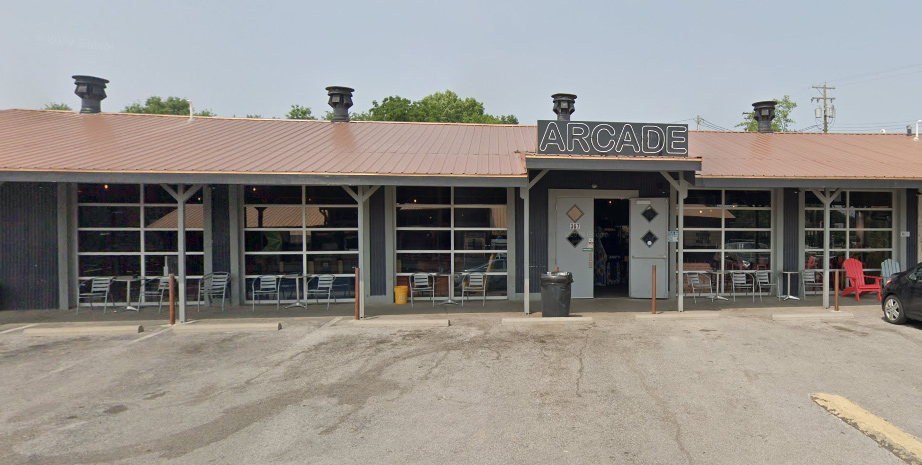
[168,273,175,325]
[834,269,839,311]
[354,267,360,320]
[652,265,657,314]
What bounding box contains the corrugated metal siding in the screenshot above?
[0,182,58,309]
[369,188,386,295]
[907,189,917,266]
[525,171,667,292]
[211,185,231,273]
[782,188,799,295]
[515,188,524,294]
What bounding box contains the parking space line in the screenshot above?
[126,327,171,345]
[321,317,342,329]
[0,323,39,335]
[811,393,922,463]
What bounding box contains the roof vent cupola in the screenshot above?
[72,75,109,114]
[552,93,577,121]
[752,100,777,134]
[326,86,354,123]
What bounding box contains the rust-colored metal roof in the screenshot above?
[0,109,533,178]
[691,130,922,180]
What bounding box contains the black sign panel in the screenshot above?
[537,120,688,157]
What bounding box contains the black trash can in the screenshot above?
[540,271,573,317]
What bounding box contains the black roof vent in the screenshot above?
[552,93,577,121]
[326,86,354,123]
[72,75,109,114]
[752,100,777,134]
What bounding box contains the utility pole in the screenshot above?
[812,83,836,133]
[696,115,700,130]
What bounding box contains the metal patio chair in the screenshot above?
[141,276,170,314]
[755,270,779,302]
[410,273,434,307]
[197,272,230,312]
[684,272,713,303]
[251,275,281,311]
[730,271,753,302]
[461,272,486,307]
[881,259,901,280]
[305,274,336,310]
[801,270,823,298]
[77,277,114,314]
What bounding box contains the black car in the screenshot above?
[881,263,922,324]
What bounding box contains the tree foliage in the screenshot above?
[285,104,316,120]
[334,90,517,124]
[123,96,216,117]
[736,95,797,132]
[42,102,72,111]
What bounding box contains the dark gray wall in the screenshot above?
[210,185,232,273]
[908,189,918,266]
[516,170,669,293]
[0,182,58,309]
[369,188,386,295]
[782,188,800,295]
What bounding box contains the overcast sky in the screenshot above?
[3,0,921,133]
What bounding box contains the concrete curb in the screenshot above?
[23,325,144,336]
[351,319,450,327]
[635,311,720,320]
[772,311,854,321]
[501,316,594,325]
[172,322,282,333]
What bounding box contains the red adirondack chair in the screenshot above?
[840,258,883,302]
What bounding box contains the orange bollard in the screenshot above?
[652,265,657,314]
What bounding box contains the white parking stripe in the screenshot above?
[0,323,39,335]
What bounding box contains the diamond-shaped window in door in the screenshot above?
[566,205,584,223]
[641,231,658,247]
[566,231,584,248]
[641,206,658,222]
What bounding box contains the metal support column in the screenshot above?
[661,171,688,312]
[344,185,380,319]
[810,188,839,309]
[162,184,203,323]
[520,170,548,315]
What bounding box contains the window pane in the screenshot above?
[79,206,140,228]
[805,191,844,208]
[805,231,824,249]
[79,231,140,252]
[144,205,205,229]
[245,254,304,275]
[830,231,847,248]
[145,231,177,252]
[684,208,722,228]
[849,251,891,269]
[305,207,358,228]
[186,231,204,252]
[77,184,139,203]
[849,191,891,208]
[185,255,204,275]
[804,253,823,269]
[244,186,302,204]
[682,252,716,271]
[79,255,141,277]
[454,187,506,205]
[396,253,450,273]
[804,210,823,228]
[851,210,892,229]
[245,206,302,228]
[485,275,507,297]
[306,231,357,251]
[850,231,891,249]
[396,206,450,227]
[453,231,508,251]
[455,253,507,273]
[454,207,507,228]
[829,210,847,228]
[397,231,451,250]
[305,254,358,275]
[686,190,721,207]
[245,231,303,252]
[724,231,771,247]
[683,230,720,249]
[305,186,357,205]
[396,186,450,205]
[725,190,771,207]
[724,210,771,228]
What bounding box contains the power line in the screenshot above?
[811,83,836,133]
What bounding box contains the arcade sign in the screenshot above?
[537,120,688,157]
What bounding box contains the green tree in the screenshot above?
[42,102,72,111]
[736,95,797,132]
[331,91,517,124]
[285,104,316,120]
[123,96,216,117]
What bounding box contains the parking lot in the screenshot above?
[1,305,921,464]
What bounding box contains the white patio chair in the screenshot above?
[461,272,486,307]
[685,272,712,303]
[755,270,779,302]
[730,272,753,302]
[251,275,280,311]
[77,277,114,314]
[410,273,434,307]
[198,272,230,312]
[801,270,823,298]
[141,276,170,314]
[881,259,901,280]
[306,274,336,310]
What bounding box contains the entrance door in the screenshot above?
[556,197,594,298]
[629,198,668,298]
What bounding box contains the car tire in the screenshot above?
[883,295,908,325]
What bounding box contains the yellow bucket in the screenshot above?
[394,286,409,304]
